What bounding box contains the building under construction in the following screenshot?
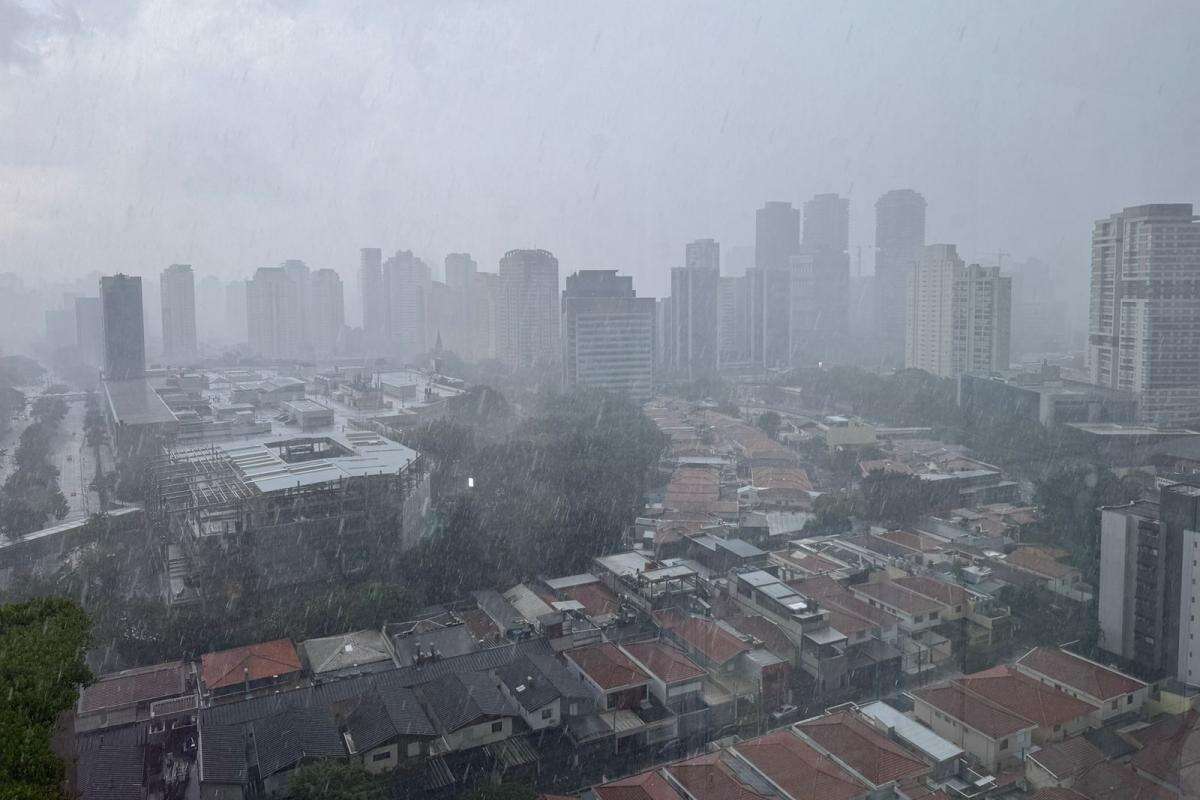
[149,429,428,605]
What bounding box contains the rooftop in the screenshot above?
[733,728,869,800]
[797,710,929,787]
[654,609,752,665]
[913,682,1034,739]
[200,638,302,692]
[852,581,944,617]
[957,666,1097,729]
[565,642,651,691]
[300,629,394,675]
[77,660,188,715]
[104,377,178,426]
[622,641,707,685]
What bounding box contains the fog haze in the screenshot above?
[2,0,1198,303]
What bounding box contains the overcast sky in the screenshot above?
[1,0,1197,302]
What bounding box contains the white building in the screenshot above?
[246,266,303,359]
[497,248,559,369]
[906,244,1011,379]
[561,270,655,401]
[1089,204,1200,426]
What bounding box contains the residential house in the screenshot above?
[911,681,1035,772]
[199,639,304,702]
[415,671,518,755]
[76,660,191,733]
[300,629,396,680]
[1014,647,1149,722]
[495,652,592,732]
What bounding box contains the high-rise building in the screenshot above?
[875,190,927,360]
[281,260,312,353]
[359,248,386,341]
[100,274,146,380]
[309,268,345,356]
[717,275,750,367]
[196,275,224,344]
[444,253,478,291]
[246,267,303,359]
[467,272,501,362]
[561,270,655,400]
[44,306,75,351]
[74,296,103,367]
[160,264,198,364]
[1099,482,1200,687]
[1089,204,1200,426]
[383,250,431,359]
[669,239,720,378]
[497,249,560,369]
[905,244,1011,379]
[795,193,851,363]
[752,202,801,368]
[225,280,248,344]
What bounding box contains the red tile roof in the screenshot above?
[797,711,929,786]
[1072,761,1177,800]
[956,666,1097,729]
[786,552,845,575]
[1016,647,1146,701]
[622,641,707,685]
[665,752,775,800]
[876,530,943,553]
[751,465,813,493]
[1127,710,1200,790]
[653,610,751,665]
[852,581,943,617]
[77,660,188,714]
[200,639,302,691]
[593,770,682,800]
[893,575,971,608]
[1005,547,1077,580]
[564,642,651,691]
[790,577,900,630]
[1027,735,1106,780]
[913,682,1034,739]
[562,581,620,618]
[733,729,869,800]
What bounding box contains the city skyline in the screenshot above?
[2,2,1197,302]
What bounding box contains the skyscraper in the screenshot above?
[196,275,225,344]
[1089,204,1200,426]
[246,267,303,359]
[669,239,720,378]
[160,263,198,364]
[561,270,656,400]
[497,249,560,369]
[905,244,1011,379]
[795,193,850,363]
[717,275,750,367]
[444,253,478,290]
[74,296,103,367]
[359,247,386,341]
[875,189,927,361]
[383,250,431,359]
[309,268,345,356]
[751,202,800,367]
[100,274,146,380]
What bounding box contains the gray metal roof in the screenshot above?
[392,625,478,666]
[301,629,395,674]
[76,724,149,800]
[416,671,516,734]
[858,700,962,763]
[251,705,345,777]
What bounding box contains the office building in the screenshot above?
[160,264,198,364]
[309,268,345,356]
[497,249,559,369]
[100,274,146,380]
[359,247,386,342]
[467,271,501,362]
[1089,204,1200,426]
[561,270,655,400]
[383,250,431,359]
[755,201,801,272]
[906,245,1011,379]
[444,253,477,291]
[281,260,312,353]
[1099,482,1200,686]
[246,267,303,359]
[669,239,720,378]
[874,190,926,361]
[75,296,103,367]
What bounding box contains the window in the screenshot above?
[930,611,939,620]
[372,751,391,763]
[541,708,553,720]
[491,721,504,733]
[1128,695,1135,705]
[914,615,924,623]
[1111,700,1119,710]
[999,738,1009,751]
[955,605,962,613]
[1054,724,1061,732]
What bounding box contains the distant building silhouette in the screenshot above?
[875,189,926,363]
[100,274,146,379]
[497,249,559,369]
[160,263,198,364]
[562,269,655,400]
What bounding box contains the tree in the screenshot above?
[755,411,782,439]
[288,760,388,800]
[804,491,855,534]
[0,597,92,800]
[459,783,537,800]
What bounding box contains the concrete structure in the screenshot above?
[444,252,477,290]
[160,264,198,364]
[906,245,1011,379]
[100,274,147,380]
[875,189,927,363]
[561,270,656,401]
[958,365,1137,426]
[1088,203,1200,426]
[497,248,559,369]
[246,266,303,359]
[1098,487,1200,686]
[666,240,720,378]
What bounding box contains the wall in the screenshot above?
[911,696,1030,773]
[440,717,512,753]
